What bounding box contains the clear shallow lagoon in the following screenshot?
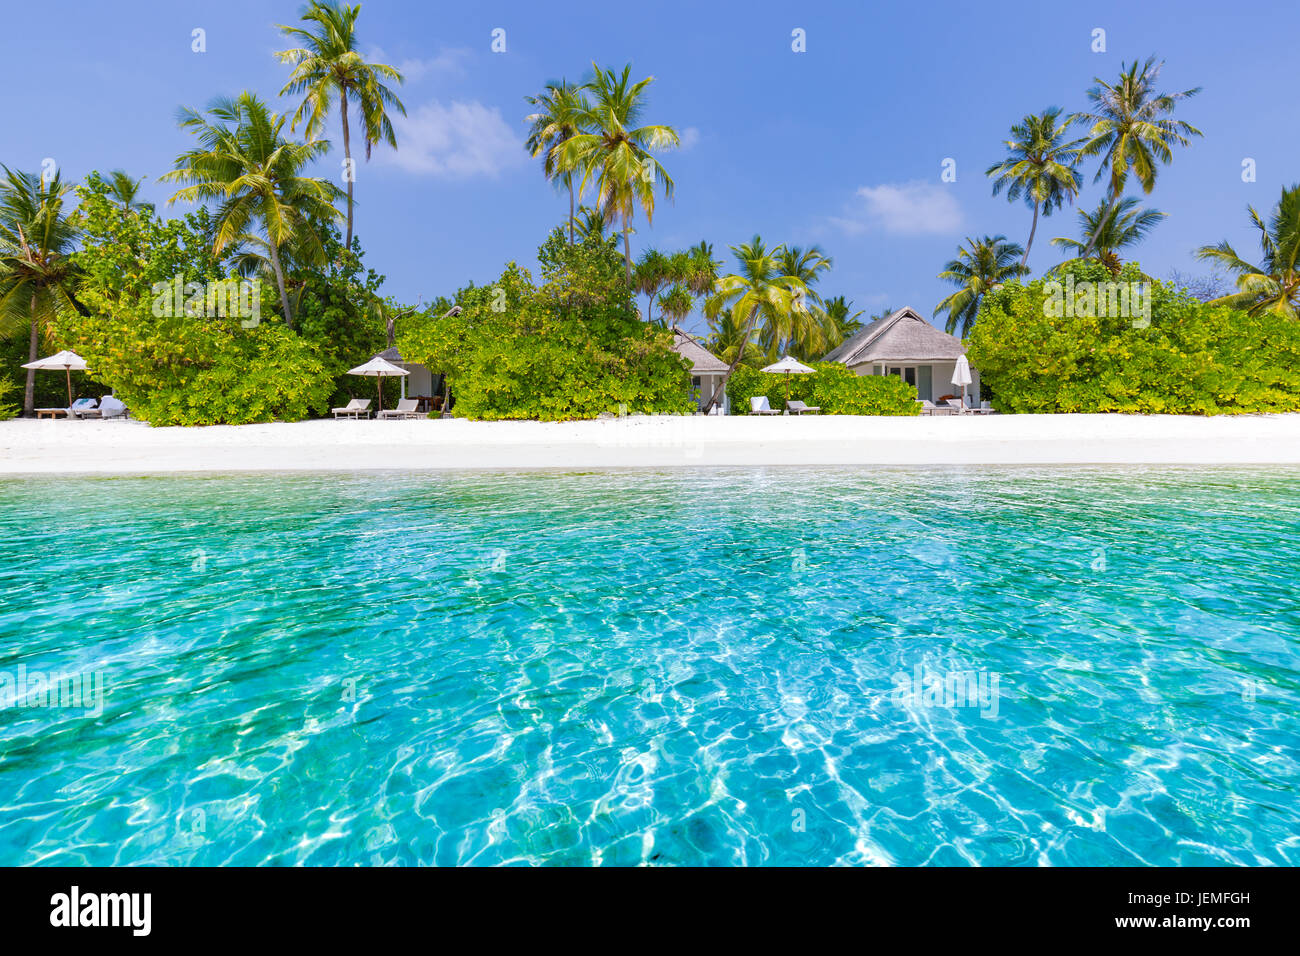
[0,468,1297,866]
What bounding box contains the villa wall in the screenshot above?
[849,360,981,405]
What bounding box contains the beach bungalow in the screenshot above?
[821,308,979,404]
[671,329,730,414]
[375,347,444,413]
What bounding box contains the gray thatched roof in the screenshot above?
[822,308,966,366]
[672,330,729,374]
[376,347,405,363]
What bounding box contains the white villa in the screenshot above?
[822,308,979,404]
[672,329,731,414]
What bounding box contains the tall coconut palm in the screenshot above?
[161,92,345,329]
[524,79,589,244]
[986,108,1084,266]
[1196,184,1300,318]
[934,235,1029,337]
[700,236,809,413]
[1072,56,1201,259]
[770,245,837,358]
[557,63,679,284]
[276,0,406,248]
[0,167,86,416]
[1050,197,1165,276]
[105,169,154,216]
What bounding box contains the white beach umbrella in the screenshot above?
[951,354,973,405]
[22,350,89,406]
[761,355,816,405]
[347,356,409,411]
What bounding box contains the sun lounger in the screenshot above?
[377,398,422,420]
[944,398,969,415]
[35,408,68,419]
[98,395,129,420]
[69,398,101,419]
[332,398,372,419]
[749,396,781,416]
[786,400,820,415]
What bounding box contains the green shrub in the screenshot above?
[968,260,1300,414]
[85,316,332,426]
[399,229,694,421]
[725,361,920,415]
[55,172,373,425]
[0,377,17,421]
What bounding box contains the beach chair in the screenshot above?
[332,398,372,419]
[377,398,421,420]
[944,397,969,415]
[786,400,821,415]
[98,395,129,420]
[749,396,781,416]
[69,398,101,419]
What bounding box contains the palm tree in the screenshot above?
[105,169,154,216]
[0,167,86,416]
[986,108,1084,266]
[556,63,679,284]
[636,245,719,325]
[1196,184,1300,318]
[1072,56,1201,259]
[934,235,1028,337]
[161,92,345,329]
[1050,197,1165,275]
[525,80,589,244]
[700,236,809,412]
[276,0,405,248]
[572,204,616,243]
[633,248,672,324]
[823,295,866,339]
[770,245,838,359]
[656,284,693,326]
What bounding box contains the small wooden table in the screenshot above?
[36,408,68,420]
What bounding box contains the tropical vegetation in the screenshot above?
[968,260,1300,414]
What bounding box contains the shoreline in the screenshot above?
[3,414,1300,474]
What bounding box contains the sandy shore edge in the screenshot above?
[1,414,1298,473]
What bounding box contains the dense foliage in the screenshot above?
[54,173,376,425]
[967,261,1300,414]
[725,362,920,416]
[399,229,693,420]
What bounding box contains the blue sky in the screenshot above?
[4,0,1298,334]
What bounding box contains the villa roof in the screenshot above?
[376,347,405,363]
[822,308,967,366]
[671,329,729,374]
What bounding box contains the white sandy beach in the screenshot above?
[1,414,1299,473]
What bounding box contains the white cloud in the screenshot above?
[675,127,701,151]
[834,181,963,236]
[366,45,472,82]
[380,100,523,178]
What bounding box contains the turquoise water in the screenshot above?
[0,468,1297,866]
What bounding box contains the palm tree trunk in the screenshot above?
[267,243,294,330]
[23,295,38,417]
[1022,202,1040,268]
[341,87,354,249]
[622,209,632,285]
[701,305,760,414]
